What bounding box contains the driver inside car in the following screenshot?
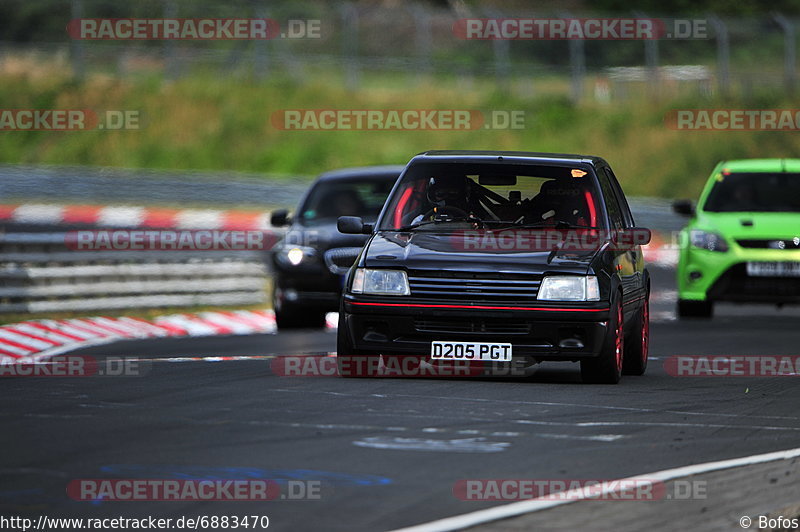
[410,175,481,225]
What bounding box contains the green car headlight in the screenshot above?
[690,230,729,253]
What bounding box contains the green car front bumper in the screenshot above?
[677,240,800,303]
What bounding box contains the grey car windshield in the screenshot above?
[298,177,395,226]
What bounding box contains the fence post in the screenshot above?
[558,11,585,103]
[412,5,432,83]
[709,16,730,97]
[70,0,85,81]
[486,10,510,92]
[340,3,360,91]
[774,13,796,95]
[163,0,178,81]
[635,11,659,98]
[567,24,585,102]
[253,1,269,81]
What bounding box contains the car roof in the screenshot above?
[413,150,608,167]
[317,165,405,181]
[717,159,800,174]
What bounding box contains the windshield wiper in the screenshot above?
[390,220,448,231]
[489,220,600,231]
[392,216,483,232]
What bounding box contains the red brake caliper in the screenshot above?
[615,303,623,371]
[642,299,649,363]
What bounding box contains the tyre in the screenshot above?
[336,312,379,378]
[273,286,326,330]
[581,292,624,384]
[622,295,649,376]
[677,299,713,318]
[381,355,423,377]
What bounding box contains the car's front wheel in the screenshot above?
[273,285,327,330]
[677,299,713,319]
[581,293,624,384]
[336,312,379,377]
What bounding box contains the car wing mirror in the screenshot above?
[612,228,652,249]
[338,216,373,235]
[672,200,695,217]
[270,209,291,227]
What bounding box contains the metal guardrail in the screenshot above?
[0,232,270,314]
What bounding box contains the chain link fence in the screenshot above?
[1,1,799,102]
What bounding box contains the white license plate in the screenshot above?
[746,262,800,277]
[431,341,512,361]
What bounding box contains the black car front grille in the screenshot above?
[407,270,541,302]
[737,239,800,250]
[708,263,800,301]
[413,317,531,335]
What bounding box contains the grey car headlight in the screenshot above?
[538,276,600,301]
[351,268,410,296]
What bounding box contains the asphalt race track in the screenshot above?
[2,266,800,531]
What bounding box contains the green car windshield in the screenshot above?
[703,172,800,213]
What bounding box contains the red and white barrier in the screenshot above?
[0,310,277,363]
[0,203,272,230]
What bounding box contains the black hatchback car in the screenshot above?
[269,165,402,329]
[336,151,651,383]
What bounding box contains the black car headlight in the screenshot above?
[350,268,410,296]
[538,276,600,301]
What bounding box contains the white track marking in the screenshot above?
[389,446,800,532]
[575,420,800,432]
[353,436,511,453]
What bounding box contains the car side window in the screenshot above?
[598,169,625,231]
[604,168,635,228]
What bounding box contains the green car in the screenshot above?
[673,159,800,318]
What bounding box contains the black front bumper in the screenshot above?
[707,264,800,304]
[274,270,343,312]
[341,296,611,361]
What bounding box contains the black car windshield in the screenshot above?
[703,172,800,213]
[377,162,604,231]
[297,177,396,226]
